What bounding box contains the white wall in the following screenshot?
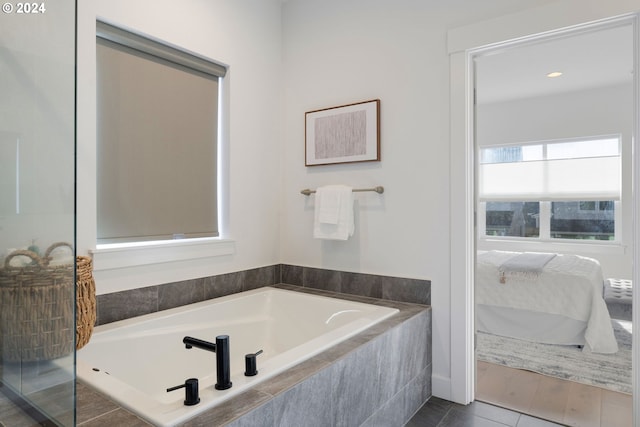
[280,0,566,402]
[476,83,634,279]
[77,0,283,293]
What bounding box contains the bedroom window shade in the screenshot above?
[96,21,226,244]
[478,137,621,202]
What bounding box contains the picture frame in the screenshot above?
[305,99,380,166]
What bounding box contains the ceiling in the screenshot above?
[475,23,634,104]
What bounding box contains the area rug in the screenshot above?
[476,319,632,394]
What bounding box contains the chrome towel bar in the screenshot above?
[300,186,384,196]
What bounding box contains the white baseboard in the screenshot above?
[431,374,452,402]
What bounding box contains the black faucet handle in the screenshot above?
[244,349,263,376]
[167,378,200,406]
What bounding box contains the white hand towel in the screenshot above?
[313,185,354,240]
[317,187,341,224]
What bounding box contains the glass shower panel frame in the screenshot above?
[0,1,76,425]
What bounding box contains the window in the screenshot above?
[96,21,226,244]
[485,201,540,238]
[478,137,621,242]
[550,201,615,240]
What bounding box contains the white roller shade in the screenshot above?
[479,139,621,201]
[96,24,223,244]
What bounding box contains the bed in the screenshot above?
[476,250,618,354]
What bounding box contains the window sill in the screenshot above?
[478,237,626,255]
[90,238,235,272]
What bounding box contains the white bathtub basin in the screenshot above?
[77,287,398,426]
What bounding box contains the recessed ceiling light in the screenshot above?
[546,71,563,78]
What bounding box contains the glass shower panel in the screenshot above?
[0,1,76,425]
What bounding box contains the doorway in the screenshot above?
[471,17,634,426]
[448,7,640,425]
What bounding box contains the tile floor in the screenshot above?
[0,391,577,427]
[406,397,565,427]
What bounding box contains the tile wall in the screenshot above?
[96,264,431,325]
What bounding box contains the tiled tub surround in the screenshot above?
[78,285,432,426]
[96,264,431,325]
[95,265,281,325]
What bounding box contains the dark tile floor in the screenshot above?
[4,388,568,427]
[406,397,565,427]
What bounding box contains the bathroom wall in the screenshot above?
[280,0,562,401]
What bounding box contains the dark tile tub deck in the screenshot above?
[76,284,431,426]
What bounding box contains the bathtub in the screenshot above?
[76,286,399,426]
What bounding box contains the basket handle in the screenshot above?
[43,242,74,265]
[4,250,44,268]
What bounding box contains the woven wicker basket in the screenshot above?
[75,255,96,350]
[0,243,96,362]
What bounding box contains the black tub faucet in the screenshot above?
[183,335,232,390]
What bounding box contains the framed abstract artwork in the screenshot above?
[305,99,380,166]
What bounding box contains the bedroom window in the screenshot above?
[550,201,615,240]
[485,201,539,237]
[478,136,621,242]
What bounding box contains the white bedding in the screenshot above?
[476,250,618,354]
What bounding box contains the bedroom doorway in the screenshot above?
[472,18,634,426]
